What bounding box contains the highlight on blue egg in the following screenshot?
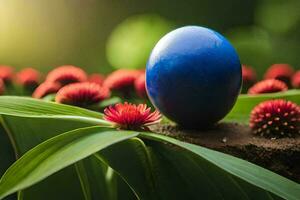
[146,26,242,128]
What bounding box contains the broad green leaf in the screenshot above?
[20,165,84,200]
[2,124,299,200]
[140,132,300,200]
[0,115,101,200]
[74,158,111,200]
[0,124,15,177]
[97,131,284,199]
[98,97,122,109]
[113,170,139,200]
[0,96,109,125]
[0,93,298,200]
[88,96,122,112]
[147,143,247,199]
[97,138,157,200]
[224,90,300,124]
[0,124,16,200]
[1,114,133,200]
[0,116,97,156]
[145,140,280,200]
[42,94,56,102]
[0,96,128,200]
[75,156,136,200]
[0,126,138,199]
[1,114,111,200]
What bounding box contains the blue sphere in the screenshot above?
[146,26,242,128]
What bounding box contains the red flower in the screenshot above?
[264,64,294,83]
[250,99,300,138]
[0,79,5,95]
[291,70,300,88]
[15,68,40,87]
[88,73,105,86]
[32,82,62,99]
[248,79,288,95]
[134,73,147,98]
[242,65,256,84]
[104,102,161,130]
[103,69,141,91]
[0,65,14,83]
[55,82,110,107]
[46,65,87,86]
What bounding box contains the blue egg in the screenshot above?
[146,26,242,128]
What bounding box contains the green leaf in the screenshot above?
[75,155,136,200]
[0,96,109,126]
[2,124,299,200]
[1,116,99,156]
[0,124,15,177]
[224,90,300,124]
[97,138,158,200]
[20,165,84,200]
[74,158,111,200]
[0,126,138,199]
[0,95,125,200]
[140,132,300,200]
[1,114,101,200]
[0,123,16,200]
[98,97,122,109]
[1,93,298,200]
[0,115,111,200]
[41,94,56,102]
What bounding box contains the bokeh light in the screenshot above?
[256,0,300,34]
[106,14,173,69]
[227,27,273,77]
[0,0,298,75]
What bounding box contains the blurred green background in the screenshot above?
[0,0,299,76]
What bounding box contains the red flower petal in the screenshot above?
[250,99,300,138]
[103,69,141,91]
[0,79,5,95]
[55,82,110,107]
[292,70,300,89]
[242,64,256,84]
[88,73,105,86]
[248,79,288,95]
[104,102,161,130]
[134,72,147,98]
[32,82,62,98]
[0,65,14,83]
[16,68,40,87]
[264,64,294,82]
[46,65,87,85]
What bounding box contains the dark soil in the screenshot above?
[150,123,300,183]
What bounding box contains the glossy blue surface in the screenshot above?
[146,26,242,128]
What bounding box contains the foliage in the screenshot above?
[224,90,300,124]
[0,96,299,200]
